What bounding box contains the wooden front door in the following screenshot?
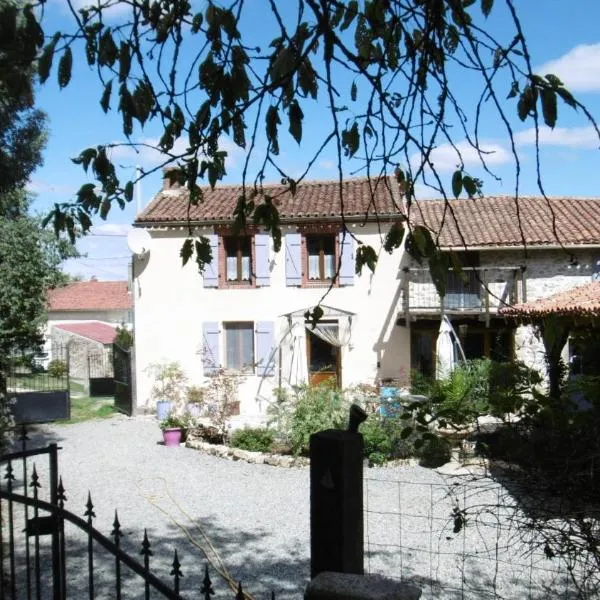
[307,330,340,387]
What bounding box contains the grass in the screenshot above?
[59,397,117,425]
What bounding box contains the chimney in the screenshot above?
[162,166,184,191]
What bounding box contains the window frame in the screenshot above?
[300,226,340,288]
[218,233,256,289]
[223,321,255,372]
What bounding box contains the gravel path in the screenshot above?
[7,415,576,600]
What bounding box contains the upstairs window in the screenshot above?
[306,234,336,281]
[224,236,251,283]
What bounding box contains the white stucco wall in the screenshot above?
[47,309,132,326]
[132,222,409,423]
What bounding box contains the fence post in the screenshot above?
[309,404,367,578]
[49,442,64,600]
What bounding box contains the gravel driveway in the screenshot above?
[9,415,577,600]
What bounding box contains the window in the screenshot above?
[224,322,254,371]
[306,234,336,281]
[224,236,251,282]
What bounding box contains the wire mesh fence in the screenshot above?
[364,465,583,600]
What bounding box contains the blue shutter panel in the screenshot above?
[203,322,220,375]
[203,234,219,288]
[339,231,354,286]
[254,234,270,287]
[285,233,302,286]
[255,321,275,376]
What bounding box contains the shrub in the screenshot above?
[47,359,68,378]
[289,383,350,455]
[230,427,275,453]
[417,435,451,468]
[114,324,134,349]
[361,414,420,465]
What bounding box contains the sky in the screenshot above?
[28,1,600,281]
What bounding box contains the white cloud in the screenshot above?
[537,44,600,92]
[318,159,336,171]
[91,223,132,236]
[411,140,511,173]
[514,125,600,149]
[108,135,245,171]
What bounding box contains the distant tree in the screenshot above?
[0,0,47,195]
[114,324,134,349]
[0,190,78,392]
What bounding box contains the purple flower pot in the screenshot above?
[163,428,183,447]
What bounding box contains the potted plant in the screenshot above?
[160,413,187,447]
[146,361,188,419]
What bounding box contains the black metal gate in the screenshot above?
[0,434,266,599]
[113,343,133,416]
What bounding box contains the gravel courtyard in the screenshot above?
[7,414,579,599]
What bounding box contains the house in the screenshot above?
[47,279,132,326]
[45,280,132,384]
[51,321,117,388]
[131,172,600,423]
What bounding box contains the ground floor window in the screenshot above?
[224,322,254,371]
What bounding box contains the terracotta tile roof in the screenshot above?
[54,321,118,345]
[137,178,600,249]
[500,281,600,318]
[136,177,402,224]
[410,196,600,248]
[48,281,131,312]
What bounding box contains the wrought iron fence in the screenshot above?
[0,434,275,599]
[363,468,585,599]
[5,345,69,394]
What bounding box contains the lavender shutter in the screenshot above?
[285,233,302,286]
[203,234,219,288]
[254,234,270,287]
[339,231,354,286]
[202,322,220,375]
[255,321,275,376]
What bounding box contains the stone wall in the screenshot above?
[50,327,113,381]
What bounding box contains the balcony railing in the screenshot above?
[401,266,523,316]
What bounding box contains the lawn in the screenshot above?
[60,396,117,424]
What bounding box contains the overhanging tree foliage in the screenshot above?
[8,0,596,282]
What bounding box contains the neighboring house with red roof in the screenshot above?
[46,281,132,385]
[47,280,132,325]
[51,321,118,381]
[130,171,600,422]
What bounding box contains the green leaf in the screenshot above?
[124,181,134,202]
[58,47,73,89]
[265,105,281,155]
[452,170,463,198]
[100,79,113,113]
[71,148,97,172]
[119,42,131,82]
[232,113,246,148]
[463,176,478,198]
[384,222,405,253]
[180,238,194,266]
[341,0,358,31]
[288,100,303,144]
[195,238,212,273]
[355,245,378,275]
[545,73,564,87]
[38,33,60,84]
[540,88,557,128]
[556,86,577,109]
[350,81,357,101]
[517,85,536,121]
[400,426,413,440]
[342,122,360,157]
[481,0,494,17]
